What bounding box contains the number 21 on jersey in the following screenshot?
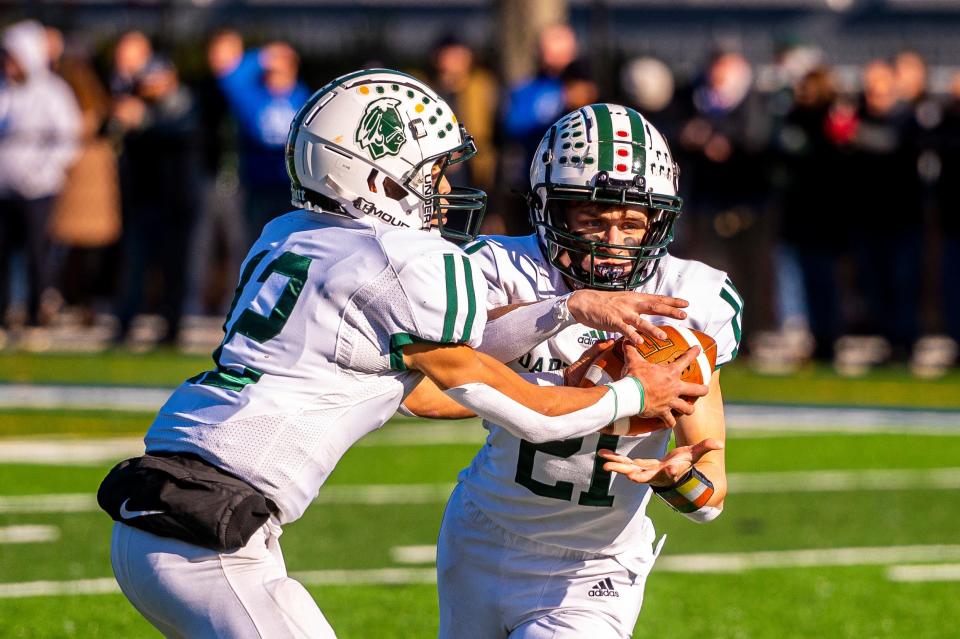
[515,434,621,508]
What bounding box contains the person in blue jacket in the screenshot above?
[216,41,309,240]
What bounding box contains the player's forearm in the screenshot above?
[671,376,727,518]
[404,344,643,442]
[402,370,585,421]
[401,377,476,419]
[442,378,642,443]
[476,297,573,363]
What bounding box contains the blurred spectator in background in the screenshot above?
[429,36,498,193]
[109,55,200,344]
[848,60,920,358]
[110,31,153,97]
[184,29,245,316]
[502,23,577,152]
[937,72,960,349]
[620,56,676,124]
[497,23,578,234]
[48,36,122,325]
[676,50,771,325]
[559,58,598,111]
[0,20,80,329]
[214,40,309,240]
[895,50,931,109]
[775,66,847,359]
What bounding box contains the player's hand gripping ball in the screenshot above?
[580,326,717,435]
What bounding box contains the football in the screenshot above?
[580,325,718,435]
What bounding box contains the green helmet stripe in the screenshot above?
[626,108,646,147]
[592,104,614,171]
[626,108,647,175]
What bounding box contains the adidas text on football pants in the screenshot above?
[111,521,335,638]
[437,485,655,639]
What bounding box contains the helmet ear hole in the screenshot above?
[382,175,407,201]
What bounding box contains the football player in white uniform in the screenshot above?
[405,104,743,638]
[98,75,708,639]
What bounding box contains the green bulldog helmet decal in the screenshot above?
[356,97,407,160]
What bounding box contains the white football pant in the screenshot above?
[111,521,335,638]
[437,485,660,639]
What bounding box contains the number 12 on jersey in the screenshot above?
[189,249,312,391]
[515,434,621,508]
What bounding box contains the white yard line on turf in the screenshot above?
[0,525,59,543]
[390,545,438,564]
[0,385,170,411]
[0,578,120,598]
[387,544,960,575]
[2,546,958,599]
[0,437,146,465]
[0,569,438,600]
[0,494,97,513]
[3,416,960,466]
[3,467,960,514]
[655,545,960,573]
[887,563,960,582]
[2,382,959,431]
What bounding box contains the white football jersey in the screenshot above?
[146,211,486,523]
[457,233,742,574]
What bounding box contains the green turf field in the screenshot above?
[0,352,958,637]
[3,349,960,408]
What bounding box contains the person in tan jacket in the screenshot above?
[49,37,122,323]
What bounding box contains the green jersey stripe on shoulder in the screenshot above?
[464,240,488,255]
[460,256,477,342]
[720,286,742,315]
[441,254,459,343]
[719,288,743,359]
[592,104,614,171]
[724,278,744,306]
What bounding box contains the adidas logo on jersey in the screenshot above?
[588,577,619,598]
[578,329,612,345]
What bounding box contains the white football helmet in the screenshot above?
[286,69,486,241]
[529,104,682,290]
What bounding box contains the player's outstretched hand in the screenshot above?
[597,438,723,487]
[622,345,708,428]
[563,339,616,387]
[566,290,689,345]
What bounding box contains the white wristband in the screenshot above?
[605,376,645,422]
[681,506,723,524]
